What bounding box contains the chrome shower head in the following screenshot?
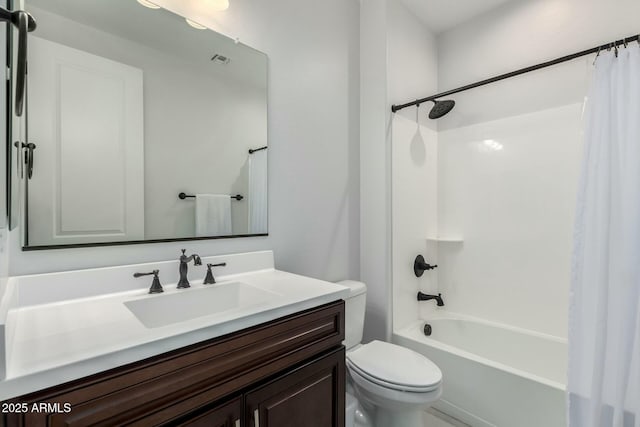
[428,99,455,119]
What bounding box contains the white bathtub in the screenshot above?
[393,315,567,427]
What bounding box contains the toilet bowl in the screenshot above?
[339,280,443,427]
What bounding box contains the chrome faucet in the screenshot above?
[178,249,202,289]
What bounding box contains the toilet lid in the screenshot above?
[347,340,442,391]
[347,360,441,392]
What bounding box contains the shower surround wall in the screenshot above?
[424,0,640,339]
[436,102,583,337]
[387,0,640,341]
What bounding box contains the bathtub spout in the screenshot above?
[417,292,444,306]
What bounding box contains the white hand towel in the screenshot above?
[248,149,268,233]
[195,194,232,237]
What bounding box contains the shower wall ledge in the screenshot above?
[425,236,464,243]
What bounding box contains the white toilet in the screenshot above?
[340,280,443,427]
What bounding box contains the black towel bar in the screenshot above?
[178,192,243,201]
[248,146,267,154]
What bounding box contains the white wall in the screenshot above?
[360,0,439,341]
[437,0,640,91]
[428,0,640,337]
[9,0,360,283]
[360,0,390,342]
[387,0,438,333]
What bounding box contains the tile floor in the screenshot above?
[424,409,470,427]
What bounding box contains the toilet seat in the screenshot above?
[348,363,442,411]
[347,360,440,392]
[346,340,442,392]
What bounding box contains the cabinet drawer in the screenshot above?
[3,301,344,427]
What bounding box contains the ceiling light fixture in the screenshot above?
[185,18,207,30]
[137,0,161,9]
[482,139,504,151]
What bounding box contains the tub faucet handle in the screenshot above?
[414,255,437,277]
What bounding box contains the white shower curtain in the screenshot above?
[569,46,640,427]
[248,149,268,234]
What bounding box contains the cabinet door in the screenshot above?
[172,396,242,427]
[246,348,345,427]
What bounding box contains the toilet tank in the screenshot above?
[337,280,367,350]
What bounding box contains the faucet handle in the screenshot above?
[414,255,437,277]
[133,269,159,278]
[134,270,163,294]
[204,262,227,285]
[181,249,186,255]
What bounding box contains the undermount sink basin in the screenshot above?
[124,282,280,328]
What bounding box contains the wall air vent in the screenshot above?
[211,54,231,64]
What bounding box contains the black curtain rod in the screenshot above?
[391,34,640,113]
[248,146,268,154]
[178,192,244,201]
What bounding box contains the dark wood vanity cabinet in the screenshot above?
[2,301,345,427]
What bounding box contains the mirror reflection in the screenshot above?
[22,0,268,248]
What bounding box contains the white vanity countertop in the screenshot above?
[0,252,350,400]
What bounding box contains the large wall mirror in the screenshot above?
[17,0,268,249]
